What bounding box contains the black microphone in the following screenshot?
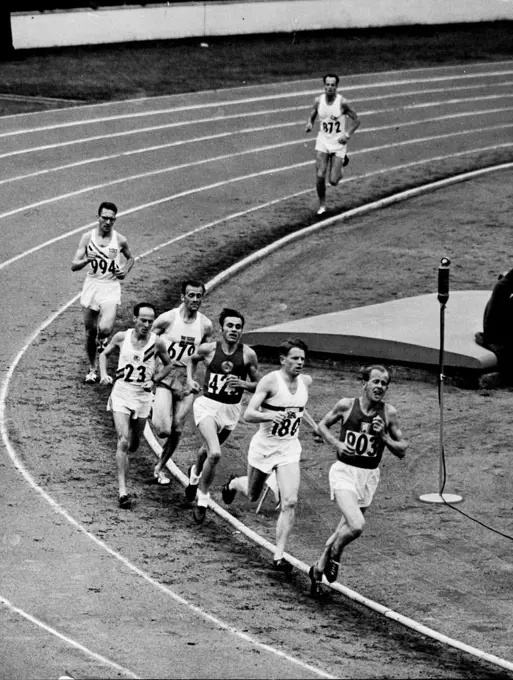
[438,257,450,304]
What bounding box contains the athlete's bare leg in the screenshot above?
[156,392,195,474]
[97,301,118,349]
[274,462,300,562]
[315,151,330,212]
[83,308,100,371]
[112,411,132,499]
[312,490,366,578]
[328,155,345,186]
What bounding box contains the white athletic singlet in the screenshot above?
[85,229,122,282]
[162,307,206,366]
[316,93,347,142]
[114,330,157,391]
[255,371,309,444]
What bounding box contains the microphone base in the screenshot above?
[419,492,463,504]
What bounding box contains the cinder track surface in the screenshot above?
[1,60,513,678]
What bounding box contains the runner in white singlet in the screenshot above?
[221,338,319,574]
[71,202,134,384]
[99,302,172,510]
[150,279,213,485]
[305,74,361,215]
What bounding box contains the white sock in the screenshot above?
[196,490,210,507]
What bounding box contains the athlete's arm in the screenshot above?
[305,97,320,132]
[376,404,408,459]
[317,398,352,453]
[186,342,214,393]
[151,310,174,336]
[244,373,287,425]
[99,331,125,384]
[149,337,173,387]
[116,234,135,280]
[71,233,96,271]
[201,317,214,343]
[302,409,319,434]
[340,100,361,142]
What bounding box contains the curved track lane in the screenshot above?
[1,62,513,678]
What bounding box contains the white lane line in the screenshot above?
[0,595,140,679]
[2,60,511,119]
[144,164,513,675]
[1,100,512,180]
[1,71,512,137]
[0,324,337,680]
[0,121,511,225]
[1,89,512,161]
[0,140,512,273]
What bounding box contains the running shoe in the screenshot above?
[272,558,293,574]
[118,494,132,510]
[154,465,171,486]
[193,504,207,524]
[323,554,340,583]
[84,369,97,384]
[343,155,350,167]
[221,475,237,505]
[308,565,322,597]
[184,465,199,502]
[316,206,327,216]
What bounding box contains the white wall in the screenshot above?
[11,0,513,50]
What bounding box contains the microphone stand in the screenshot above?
[419,258,463,505]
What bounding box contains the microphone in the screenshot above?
[438,257,450,304]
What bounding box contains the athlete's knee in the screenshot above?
[329,176,342,187]
[346,515,365,538]
[117,432,130,451]
[206,449,222,464]
[280,494,298,512]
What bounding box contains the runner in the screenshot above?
[308,365,407,594]
[305,74,360,215]
[99,302,172,509]
[150,279,213,485]
[71,202,134,384]
[185,307,259,524]
[221,338,317,573]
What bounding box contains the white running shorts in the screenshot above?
[329,460,380,508]
[315,135,348,158]
[248,433,301,475]
[193,395,241,432]
[107,382,153,420]
[80,277,121,312]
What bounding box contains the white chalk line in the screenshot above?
[1,161,512,678]
[144,162,513,675]
[2,60,511,121]
[1,88,511,162]
[1,140,512,275]
[1,97,512,180]
[1,68,512,137]
[0,594,140,679]
[0,118,511,233]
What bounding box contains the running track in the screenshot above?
[1,62,512,678]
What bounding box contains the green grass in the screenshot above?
[0,21,511,108]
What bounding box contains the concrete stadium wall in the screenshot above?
[11,0,513,50]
